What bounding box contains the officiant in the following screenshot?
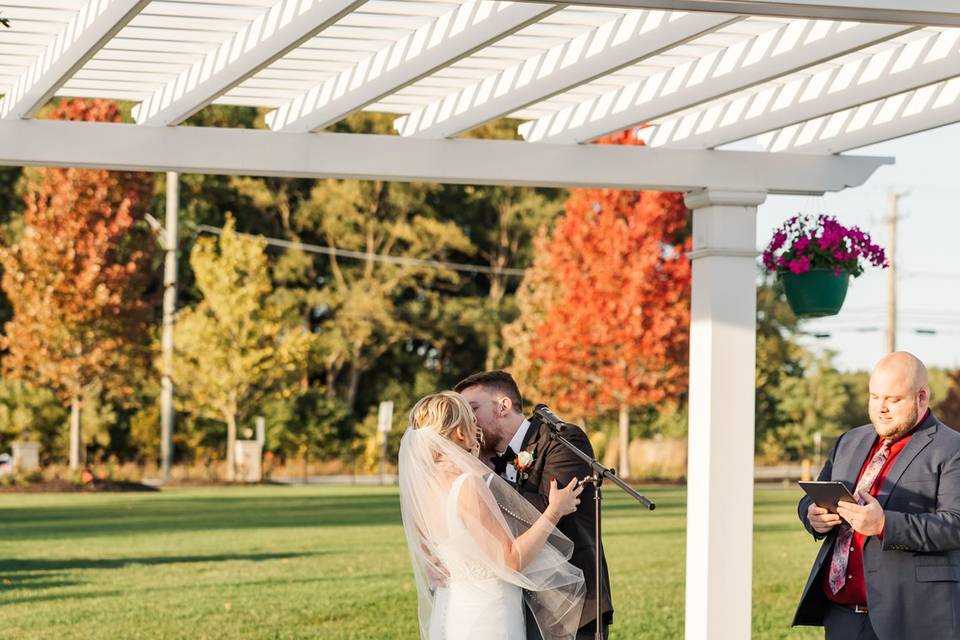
[793,352,960,639]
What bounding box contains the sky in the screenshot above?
[753,122,960,372]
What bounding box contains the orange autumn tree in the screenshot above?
[0,99,155,469]
[506,129,690,476]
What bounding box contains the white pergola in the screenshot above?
[2,0,959,637]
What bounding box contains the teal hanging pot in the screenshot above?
[780,268,850,318]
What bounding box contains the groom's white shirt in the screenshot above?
[501,419,531,483]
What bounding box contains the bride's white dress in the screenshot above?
[399,428,583,640]
[429,474,526,640]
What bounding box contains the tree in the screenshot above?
[294,141,473,411]
[171,217,317,479]
[759,350,849,462]
[261,387,351,480]
[0,379,68,462]
[755,274,807,450]
[505,129,690,476]
[937,369,960,431]
[0,99,155,469]
[434,120,565,370]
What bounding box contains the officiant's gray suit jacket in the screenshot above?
[793,411,960,639]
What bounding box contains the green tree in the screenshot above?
[755,274,807,452]
[171,217,316,479]
[295,177,472,412]
[433,121,566,370]
[0,379,68,461]
[760,351,849,462]
[261,387,351,479]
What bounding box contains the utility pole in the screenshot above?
[885,190,907,354]
[160,172,179,482]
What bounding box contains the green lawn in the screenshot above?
[0,485,823,639]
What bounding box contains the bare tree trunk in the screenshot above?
[325,368,337,398]
[618,404,631,479]
[69,394,82,470]
[226,411,237,481]
[346,364,361,413]
[484,322,500,371]
[485,231,508,371]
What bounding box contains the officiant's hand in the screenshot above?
[807,502,842,534]
[836,490,885,537]
[545,478,584,523]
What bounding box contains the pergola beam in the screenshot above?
[0,119,890,194]
[397,11,737,139]
[527,1,960,28]
[265,0,560,133]
[132,0,366,127]
[520,20,911,144]
[0,0,150,120]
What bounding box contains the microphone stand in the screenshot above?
[532,410,655,640]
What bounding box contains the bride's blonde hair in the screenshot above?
[409,391,482,449]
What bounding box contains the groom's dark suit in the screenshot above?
[514,417,613,639]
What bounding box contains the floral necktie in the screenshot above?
[828,439,892,594]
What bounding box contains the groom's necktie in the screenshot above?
[490,446,516,475]
[828,439,892,595]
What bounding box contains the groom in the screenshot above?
[455,370,613,640]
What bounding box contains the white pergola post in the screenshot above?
[683,189,766,640]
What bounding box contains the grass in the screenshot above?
[0,485,823,639]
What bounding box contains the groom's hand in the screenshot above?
[425,563,450,590]
[420,540,449,589]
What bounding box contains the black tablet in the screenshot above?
[798,481,858,513]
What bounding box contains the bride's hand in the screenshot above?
[545,478,584,522]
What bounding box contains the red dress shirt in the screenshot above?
[822,410,928,606]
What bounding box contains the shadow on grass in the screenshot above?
[0,493,402,541]
[0,589,124,606]
[0,551,316,574]
[0,578,80,591]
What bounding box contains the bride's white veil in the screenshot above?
[399,393,585,640]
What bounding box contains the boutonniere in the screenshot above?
[513,449,535,482]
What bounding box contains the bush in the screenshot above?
[0,379,67,462]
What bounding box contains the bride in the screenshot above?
[399,391,586,640]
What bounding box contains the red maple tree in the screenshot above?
[508,129,690,473]
[0,99,156,468]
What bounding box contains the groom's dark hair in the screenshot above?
[454,370,524,414]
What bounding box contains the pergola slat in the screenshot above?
[0,0,150,119]
[132,0,367,126]
[648,28,960,149]
[517,19,912,143]
[760,75,960,153]
[264,0,560,132]
[395,10,738,138]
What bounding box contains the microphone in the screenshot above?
[533,404,565,431]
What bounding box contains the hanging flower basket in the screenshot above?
[762,214,887,318]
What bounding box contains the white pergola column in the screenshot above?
[683,189,766,640]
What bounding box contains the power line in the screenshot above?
[192,224,527,278]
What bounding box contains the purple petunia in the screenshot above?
[762,213,888,278]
